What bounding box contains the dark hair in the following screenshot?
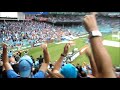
[33,68,39,75]
[50,63,53,68]
[12,64,19,74]
[81,71,87,77]
[40,55,42,58]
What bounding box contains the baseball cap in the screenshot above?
[60,63,78,78]
[18,55,33,78]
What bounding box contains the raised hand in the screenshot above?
[40,43,47,50]
[83,14,98,32]
[84,47,92,57]
[79,45,89,55]
[67,41,76,47]
[63,44,70,56]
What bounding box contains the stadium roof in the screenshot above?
[23,12,48,15]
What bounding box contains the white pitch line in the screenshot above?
[103,40,120,47]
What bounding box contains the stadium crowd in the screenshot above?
[0,21,77,49]
[48,15,82,22]
[0,13,120,78]
[97,17,120,30]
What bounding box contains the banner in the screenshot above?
[34,43,42,47]
[11,45,31,52]
[21,45,31,49]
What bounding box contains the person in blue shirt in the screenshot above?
[2,43,50,78]
[52,43,78,78]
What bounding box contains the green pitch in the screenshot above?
[28,38,87,64]
[28,35,120,67]
[103,33,120,42]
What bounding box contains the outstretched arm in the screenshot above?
[2,44,13,71]
[47,69,64,78]
[80,45,98,77]
[83,14,116,78]
[39,43,50,73]
[53,44,70,73]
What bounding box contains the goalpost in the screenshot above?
[112,29,120,40]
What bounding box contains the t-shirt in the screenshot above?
[6,69,45,78]
[38,57,44,65]
[11,64,19,74]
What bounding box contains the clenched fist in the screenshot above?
[67,41,76,47]
[63,44,70,56]
[79,45,92,57]
[83,14,99,32]
[40,43,47,50]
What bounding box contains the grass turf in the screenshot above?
[28,38,86,62]
[103,33,120,42]
[28,36,120,67]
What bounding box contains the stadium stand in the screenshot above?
[0,12,120,78]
